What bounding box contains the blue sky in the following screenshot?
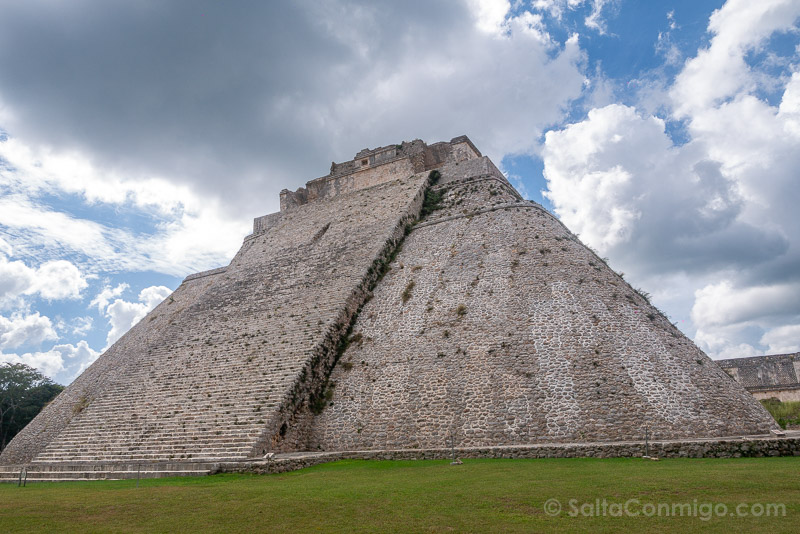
[0,0,799,384]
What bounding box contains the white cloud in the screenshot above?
[0,312,58,350]
[0,139,249,276]
[0,0,794,378]
[692,280,800,329]
[542,0,800,360]
[507,11,553,45]
[467,0,511,34]
[0,256,36,307]
[52,340,99,361]
[0,340,99,380]
[670,0,800,118]
[90,283,128,313]
[71,316,93,336]
[138,285,171,309]
[33,260,87,300]
[541,103,778,272]
[98,285,172,348]
[690,280,800,358]
[300,8,586,167]
[584,0,613,34]
[0,349,65,378]
[531,0,612,32]
[67,340,102,377]
[0,194,113,261]
[760,325,800,354]
[0,236,11,257]
[0,252,87,307]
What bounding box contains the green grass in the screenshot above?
[760,399,800,428]
[1,457,798,533]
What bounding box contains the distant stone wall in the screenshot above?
[718,353,800,402]
[751,389,800,402]
[219,436,800,475]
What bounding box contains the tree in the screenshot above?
[0,363,64,451]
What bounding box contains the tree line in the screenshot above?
[0,362,64,451]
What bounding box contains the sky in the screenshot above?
[0,0,799,385]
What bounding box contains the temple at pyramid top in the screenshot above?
[278,136,481,211]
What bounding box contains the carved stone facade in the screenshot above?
[0,136,779,473]
[718,353,800,402]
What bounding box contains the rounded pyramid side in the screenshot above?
[308,163,779,451]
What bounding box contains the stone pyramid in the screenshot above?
[0,136,778,473]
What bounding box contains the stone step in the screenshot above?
[48,434,261,444]
[52,423,266,433]
[46,438,257,449]
[46,433,262,444]
[72,404,270,411]
[1,461,217,472]
[35,444,255,453]
[0,462,215,482]
[48,421,267,432]
[60,414,268,422]
[31,453,248,462]
[36,449,252,459]
[36,450,252,460]
[53,430,256,436]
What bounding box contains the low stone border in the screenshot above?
[214,434,800,475]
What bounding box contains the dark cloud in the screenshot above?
[0,2,349,208]
[0,1,582,219]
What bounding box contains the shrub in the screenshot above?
[72,394,90,415]
[421,189,444,218]
[760,399,800,429]
[635,288,652,303]
[401,280,415,303]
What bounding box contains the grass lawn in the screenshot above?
[0,457,798,533]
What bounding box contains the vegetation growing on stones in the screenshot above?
[420,170,444,218]
[310,383,336,415]
[401,280,415,303]
[760,398,800,429]
[72,394,90,415]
